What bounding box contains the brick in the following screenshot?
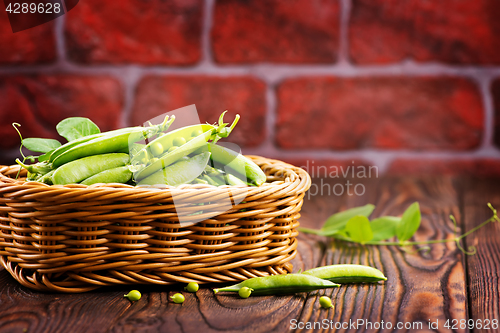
[0,75,123,150]
[131,76,267,147]
[65,0,202,64]
[276,77,483,150]
[388,159,500,178]
[0,13,56,64]
[212,0,339,64]
[350,0,500,64]
[492,79,500,148]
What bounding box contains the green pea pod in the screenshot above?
[132,112,240,180]
[130,124,214,164]
[201,174,221,186]
[81,166,133,185]
[134,129,214,181]
[138,152,210,186]
[302,264,387,284]
[52,116,174,168]
[203,165,247,186]
[49,126,143,163]
[224,172,248,186]
[213,274,339,296]
[208,143,266,186]
[36,169,56,185]
[52,153,130,185]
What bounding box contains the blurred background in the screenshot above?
[1,0,500,177]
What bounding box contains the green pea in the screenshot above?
[238,287,253,299]
[124,290,141,301]
[150,142,163,156]
[167,146,178,153]
[184,282,199,293]
[191,128,203,137]
[319,296,333,309]
[170,293,185,304]
[172,137,186,147]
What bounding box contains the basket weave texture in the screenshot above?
[0,156,311,293]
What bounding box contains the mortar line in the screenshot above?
[337,0,352,65]
[476,76,495,149]
[2,62,500,79]
[54,13,66,64]
[262,83,278,154]
[116,67,143,128]
[200,0,216,66]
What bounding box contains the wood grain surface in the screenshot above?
[0,177,497,333]
[463,179,500,331]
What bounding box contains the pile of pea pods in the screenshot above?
[16,111,267,187]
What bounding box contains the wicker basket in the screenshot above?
[0,156,311,293]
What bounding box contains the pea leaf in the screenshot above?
[344,215,373,244]
[56,117,100,142]
[370,216,400,241]
[396,202,421,242]
[321,204,375,236]
[22,138,61,153]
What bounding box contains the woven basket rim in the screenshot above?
[0,155,311,195]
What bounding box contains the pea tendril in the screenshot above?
[12,123,36,179]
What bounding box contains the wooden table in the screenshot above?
[1,177,499,333]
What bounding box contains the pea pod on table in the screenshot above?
[213,274,339,296]
[302,264,387,284]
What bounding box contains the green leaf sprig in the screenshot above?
[299,202,500,255]
[13,117,100,163]
[12,117,101,179]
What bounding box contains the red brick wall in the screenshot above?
[1,0,500,177]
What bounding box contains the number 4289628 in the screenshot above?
[445,319,499,330]
[6,2,61,14]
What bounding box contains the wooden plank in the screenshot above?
[463,178,500,332]
[0,178,470,332]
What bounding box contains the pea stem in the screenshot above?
[331,208,499,253]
